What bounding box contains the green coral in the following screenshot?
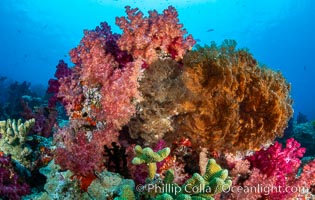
[0,118,35,167]
[130,146,230,200]
[132,145,170,180]
[155,159,231,200]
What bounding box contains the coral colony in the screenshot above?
[0,5,315,200]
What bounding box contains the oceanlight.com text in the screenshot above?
[135,183,310,196]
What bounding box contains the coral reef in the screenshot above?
[52,22,138,180]
[7,4,313,200]
[28,160,89,200]
[65,21,141,128]
[173,40,293,152]
[47,60,72,109]
[0,80,44,121]
[21,105,57,138]
[0,118,35,167]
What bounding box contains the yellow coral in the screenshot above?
[0,118,35,167]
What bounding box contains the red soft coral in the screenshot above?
[0,154,30,200]
[246,138,305,199]
[54,124,118,177]
[247,138,305,177]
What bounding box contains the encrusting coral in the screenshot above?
[173,40,293,152]
[0,118,35,167]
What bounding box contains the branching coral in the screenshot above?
[247,138,305,177]
[132,145,170,180]
[246,138,305,199]
[173,40,293,152]
[0,118,35,167]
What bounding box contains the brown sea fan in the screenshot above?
[173,40,293,152]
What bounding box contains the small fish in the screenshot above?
[206,28,215,32]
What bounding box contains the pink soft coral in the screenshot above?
[66,22,141,128]
[116,6,195,65]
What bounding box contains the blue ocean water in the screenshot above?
[0,0,314,119]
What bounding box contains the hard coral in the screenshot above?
[174,40,293,152]
[0,118,35,168]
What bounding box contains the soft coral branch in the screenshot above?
[116,6,195,65]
